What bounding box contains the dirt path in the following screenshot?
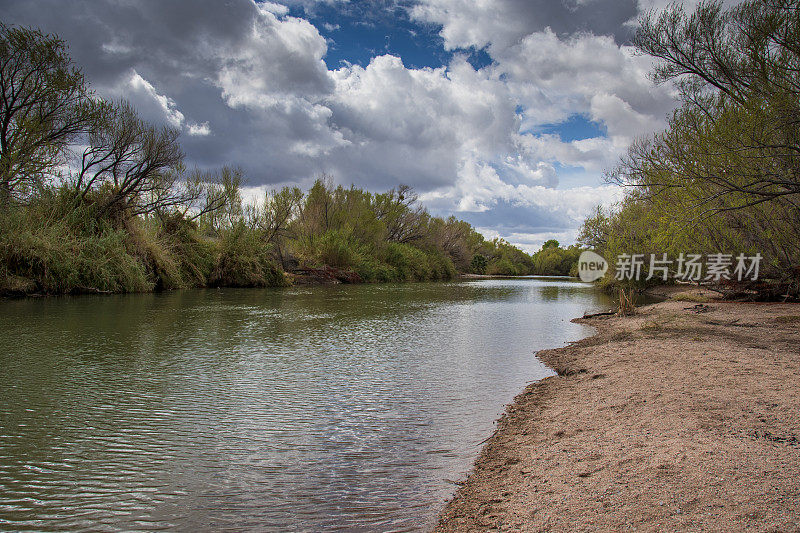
[436,298,800,532]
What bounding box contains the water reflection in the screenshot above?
[0,278,612,531]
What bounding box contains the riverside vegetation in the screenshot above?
[578,0,800,300]
[0,23,582,296]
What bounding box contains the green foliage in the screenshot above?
[480,238,535,276]
[383,242,432,281]
[487,258,518,276]
[580,0,800,298]
[0,23,98,204]
[0,197,151,294]
[353,255,396,283]
[316,231,360,270]
[209,224,285,288]
[426,249,457,280]
[531,243,582,276]
[470,254,487,274]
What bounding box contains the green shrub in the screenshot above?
[353,255,397,283]
[487,258,518,276]
[427,250,457,280]
[470,254,487,274]
[316,230,362,270]
[383,242,433,281]
[0,210,151,294]
[209,225,286,287]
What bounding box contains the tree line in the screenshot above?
[0,23,579,295]
[579,0,800,299]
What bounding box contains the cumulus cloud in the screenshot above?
[187,122,212,136]
[214,4,333,109]
[494,30,674,134]
[323,54,519,190]
[0,0,683,248]
[409,0,639,51]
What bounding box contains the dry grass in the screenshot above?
[617,287,637,316]
[671,291,712,303]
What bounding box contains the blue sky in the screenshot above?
[1,0,682,251]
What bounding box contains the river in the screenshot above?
[0,277,612,531]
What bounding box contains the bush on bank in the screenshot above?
[0,22,577,296]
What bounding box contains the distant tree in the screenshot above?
[542,239,560,249]
[245,185,303,267]
[182,166,243,228]
[0,24,97,204]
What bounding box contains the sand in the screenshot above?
[436,296,800,532]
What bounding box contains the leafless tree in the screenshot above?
[71,101,184,217]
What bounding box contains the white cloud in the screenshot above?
[329,54,515,153]
[409,0,532,51]
[504,158,558,187]
[259,1,289,15]
[128,71,185,127]
[494,30,674,135]
[422,155,622,215]
[322,54,522,190]
[214,5,332,109]
[121,72,222,140]
[187,121,211,136]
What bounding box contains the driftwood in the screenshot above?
[73,286,113,295]
[582,310,616,319]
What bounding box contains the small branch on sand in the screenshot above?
[582,310,616,318]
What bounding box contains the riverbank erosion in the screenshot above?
[437,299,800,531]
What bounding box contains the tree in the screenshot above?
[374,184,426,243]
[578,205,612,251]
[173,166,243,225]
[0,24,97,204]
[71,100,184,218]
[618,0,800,208]
[601,0,800,294]
[245,185,303,267]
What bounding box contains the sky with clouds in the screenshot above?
[1,0,692,252]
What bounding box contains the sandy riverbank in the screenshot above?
[437,295,800,531]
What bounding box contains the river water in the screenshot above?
[0,277,612,531]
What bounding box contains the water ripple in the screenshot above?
[0,279,610,531]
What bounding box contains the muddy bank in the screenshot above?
[437,298,800,531]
